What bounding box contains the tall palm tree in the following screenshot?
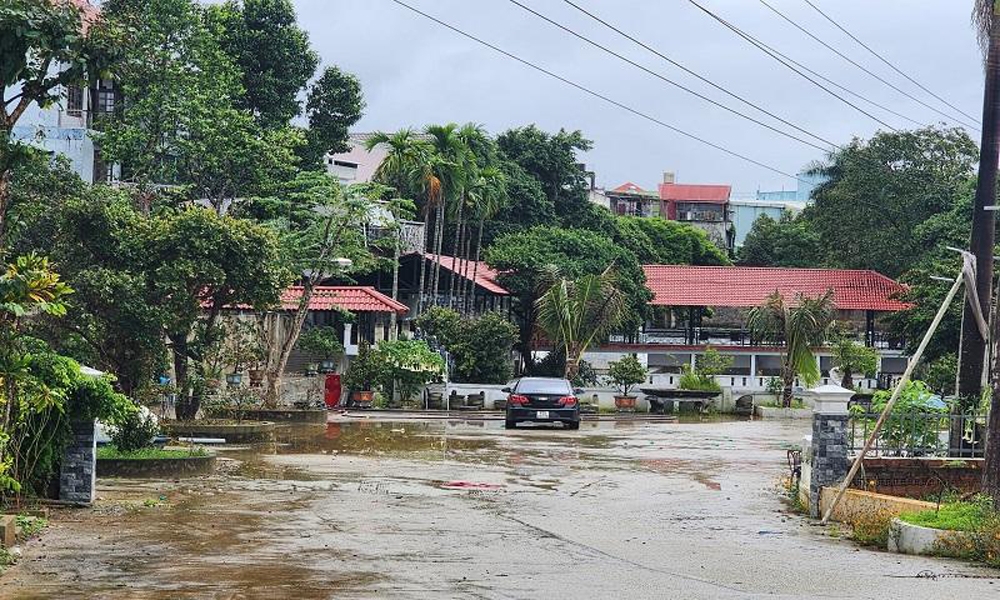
[975,0,1000,505]
[746,291,834,408]
[365,130,439,312]
[465,165,506,313]
[535,267,627,381]
[424,124,469,308]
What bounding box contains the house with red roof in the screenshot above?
[590,264,912,395]
[658,172,733,252]
[607,182,661,217]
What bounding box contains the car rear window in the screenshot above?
[515,379,571,395]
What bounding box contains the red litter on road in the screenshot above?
[441,481,503,490]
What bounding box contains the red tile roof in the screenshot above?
[281,286,408,314]
[658,183,731,204]
[423,253,510,295]
[641,265,910,312]
[610,182,655,196]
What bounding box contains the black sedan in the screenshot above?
[503,377,580,430]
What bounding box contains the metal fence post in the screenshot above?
[804,384,854,518]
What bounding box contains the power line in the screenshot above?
[687,0,901,131]
[801,0,981,125]
[559,0,839,150]
[387,0,808,182]
[758,0,979,131]
[504,0,830,152]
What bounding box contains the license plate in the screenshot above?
[536,411,549,419]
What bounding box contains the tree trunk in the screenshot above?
[468,218,485,315]
[448,197,464,308]
[171,334,198,420]
[983,4,1000,503]
[390,234,400,340]
[0,167,11,254]
[432,201,446,306]
[416,206,432,314]
[264,283,316,407]
[781,364,794,408]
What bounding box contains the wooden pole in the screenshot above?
[821,271,964,524]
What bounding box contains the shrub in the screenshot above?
[109,406,160,453]
[343,340,381,392]
[847,508,894,547]
[607,355,647,397]
[415,307,517,384]
[296,326,345,360]
[374,340,445,403]
[855,380,945,456]
[677,350,731,392]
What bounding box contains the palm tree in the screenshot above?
[535,267,627,381]
[974,0,1000,506]
[365,130,439,312]
[424,124,470,308]
[465,165,506,313]
[746,291,834,408]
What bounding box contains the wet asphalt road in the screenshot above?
[4,415,999,599]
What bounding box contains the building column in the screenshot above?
[802,384,854,518]
[749,354,757,378]
[59,420,97,505]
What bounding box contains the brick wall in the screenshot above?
[852,457,983,499]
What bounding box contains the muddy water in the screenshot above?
[6,417,997,599]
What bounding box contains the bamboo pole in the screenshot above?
[820,270,965,524]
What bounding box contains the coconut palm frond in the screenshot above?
[974,0,996,57]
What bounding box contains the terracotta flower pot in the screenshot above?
[614,395,637,411]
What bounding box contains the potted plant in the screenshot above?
[343,340,380,406]
[297,326,345,374]
[222,318,268,387]
[607,354,647,411]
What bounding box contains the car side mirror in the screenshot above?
[573,388,584,396]
[501,387,512,394]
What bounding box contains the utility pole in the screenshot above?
[977,1,1000,502]
[960,2,1000,404]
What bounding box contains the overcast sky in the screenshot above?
[295,0,983,195]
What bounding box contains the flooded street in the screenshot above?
[4,416,998,599]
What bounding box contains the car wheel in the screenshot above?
[566,421,580,430]
[505,419,517,430]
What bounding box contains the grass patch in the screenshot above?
[757,398,806,409]
[97,445,207,460]
[900,501,988,532]
[16,515,47,539]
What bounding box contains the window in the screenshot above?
[66,85,83,116]
[515,378,572,394]
[95,80,115,114]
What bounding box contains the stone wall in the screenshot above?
[852,458,983,499]
[59,420,96,504]
[808,413,850,516]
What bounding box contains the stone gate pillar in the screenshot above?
[59,420,97,505]
[803,384,854,517]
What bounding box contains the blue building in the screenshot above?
[731,170,827,248]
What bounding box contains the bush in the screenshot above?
[854,380,945,455]
[415,308,517,384]
[677,350,731,392]
[374,340,445,402]
[343,340,381,392]
[296,326,345,360]
[109,406,160,453]
[607,355,647,396]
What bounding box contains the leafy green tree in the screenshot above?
[607,354,647,397]
[747,291,835,407]
[830,338,879,388]
[261,174,386,405]
[737,212,822,268]
[480,160,553,247]
[0,0,121,249]
[486,226,650,366]
[424,123,473,301]
[414,307,518,383]
[208,0,318,129]
[100,0,300,214]
[148,208,289,419]
[613,216,730,265]
[805,126,977,278]
[535,267,627,380]
[497,125,593,222]
[374,340,445,403]
[300,66,365,169]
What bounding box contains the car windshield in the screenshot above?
[516,379,571,395]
